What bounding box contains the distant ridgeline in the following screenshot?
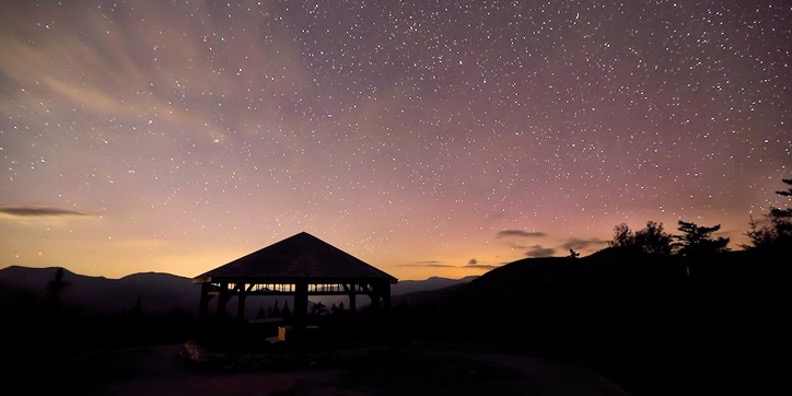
[0,265,476,318]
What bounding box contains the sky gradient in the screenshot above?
[1,0,790,281]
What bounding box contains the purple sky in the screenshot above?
[1,1,790,281]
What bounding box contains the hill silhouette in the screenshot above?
[2,247,786,396]
[387,247,787,396]
[0,265,474,319]
[0,266,198,316]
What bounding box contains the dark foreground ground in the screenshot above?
[52,341,632,396]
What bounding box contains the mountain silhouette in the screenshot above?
[393,275,478,295]
[0,265,198,316]
[0,265,475,318]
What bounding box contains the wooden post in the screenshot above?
[293,280,308,341]
[236,284,247,323]
[348,283,357,317]
[382,281,392,314]
[218,283,231,319]
[199,282,211,322]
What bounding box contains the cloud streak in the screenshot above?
[399,259,500,270]
[468,263,500,269]
[0,206,90,218]
[525,245,556,258]
[496,230,546,238]
[561,237,609,251]
[398,260,457,268]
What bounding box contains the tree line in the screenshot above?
[607,177,791,257]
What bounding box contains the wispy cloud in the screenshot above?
[496,230,546,238]
[0,206,90,218]
[525,245,555,258]
[398,260,457,268]
[472,264,500,269]
[561,237,609,251]
[400,258,500,269]
[465,258,500,269]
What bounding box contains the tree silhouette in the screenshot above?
[281,301,291,320]
[609,221,673,256]
[46,267,71,316]
[635,221,674,256]
[272,300,281,317]
[568,249,580,258]
[310,301,327,316]
[674,220,730,257]
[743,177,792,250]
[608,223,634,249]
[742,215,776,249]
[770,178,792,241]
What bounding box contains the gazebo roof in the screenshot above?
[193,231,398,284]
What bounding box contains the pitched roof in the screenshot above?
[193,232,398,284]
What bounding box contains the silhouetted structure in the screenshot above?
[193,232,398,341]
[46,267,71,316]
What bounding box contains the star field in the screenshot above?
[1,1,790,280]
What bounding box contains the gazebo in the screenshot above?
[192,231,398,339]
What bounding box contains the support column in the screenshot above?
[218,283,231,319]
[293,280,308,340]
[347,283,357,317]
[369,288,382,311]
[199,283,212,322]
[382,282,392,313]
[236,284,247,323]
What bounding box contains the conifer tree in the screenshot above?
[674,220,730,257]
[281,301,291,320]
[743,177,792,250]
[770,178,792,242]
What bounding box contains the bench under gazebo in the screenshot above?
[192,231,398,341]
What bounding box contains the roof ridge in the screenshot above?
[193,232,397,283]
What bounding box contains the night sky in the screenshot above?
[1,1,790,281]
